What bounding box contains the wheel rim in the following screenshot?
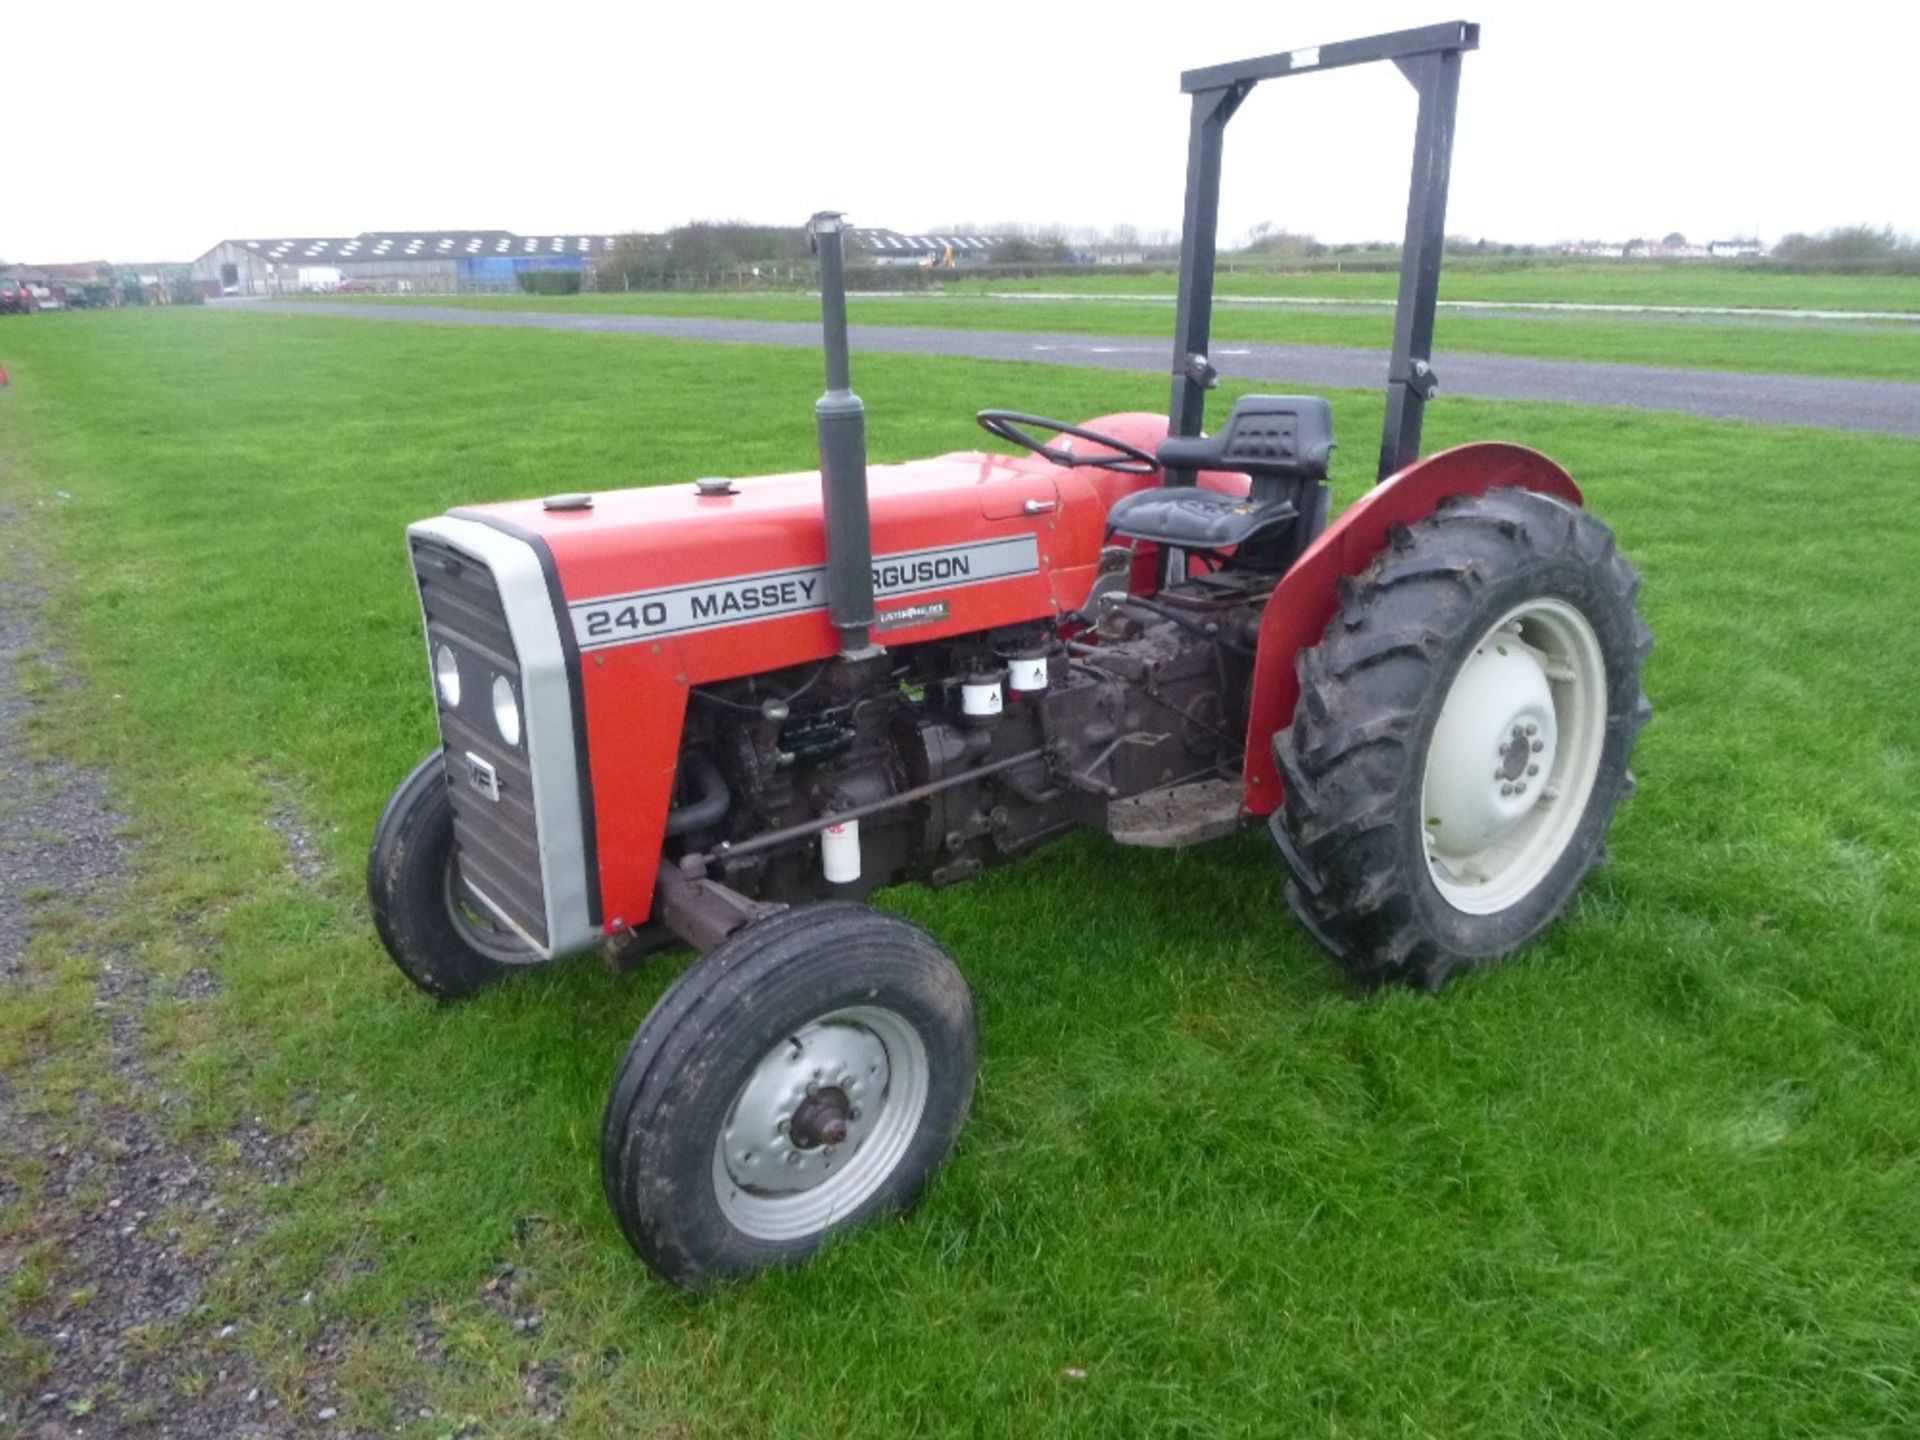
[441,853,540,964]
[1420,598,1609,916]
[712,1005,930,1243]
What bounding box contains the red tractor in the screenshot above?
[369,21,1650,1288]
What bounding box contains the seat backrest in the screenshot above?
[1155,395,1335,480]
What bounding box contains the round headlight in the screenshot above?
[493,675,522,746]
[434,644,461,707]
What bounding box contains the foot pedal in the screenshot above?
[1107,777,1244,848]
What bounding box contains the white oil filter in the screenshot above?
[962,679,1003,717]
[1008,655,1048,692]
[822,819,862,884]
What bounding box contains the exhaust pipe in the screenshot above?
[808,211,879,657]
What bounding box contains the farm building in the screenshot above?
[849,229,1002,266]
[191,232,620,296]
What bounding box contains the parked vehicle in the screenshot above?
[369,20,1652,1289]
[26,284,63,311]
[0,279,36,314]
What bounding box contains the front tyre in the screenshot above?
[367,752,541,999]
[601,903,977,1290]
[1273,487,1652,989]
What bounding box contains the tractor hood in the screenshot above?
[440,412,1192,675]
[463,449,1060,605]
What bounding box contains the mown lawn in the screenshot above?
[325,288,1920,383]
[959,259,1920,313]
[2,307,1919,1437]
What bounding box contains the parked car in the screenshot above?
[0,279,36,314]
[26,283,63,311]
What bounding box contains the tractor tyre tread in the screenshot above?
[601,904,976,1289]
[367,752,533,1000]
[1272,487,1652,990]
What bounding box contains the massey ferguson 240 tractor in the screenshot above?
[369,21,1651,1287]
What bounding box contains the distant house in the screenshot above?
[190,231,619,296]
[1708,238,1765,258]
[849,229,1002,267]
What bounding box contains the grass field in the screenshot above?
[959,260,1920,312]
[3,307,1920,1436]
[325,286,1920,383]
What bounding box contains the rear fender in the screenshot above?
[1240,442,1582,816]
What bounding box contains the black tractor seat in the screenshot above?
[1106,487,1297,550]
[1154,394,1334,480]
[1107,395,1335,552]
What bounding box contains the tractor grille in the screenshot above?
[410,535,548,949]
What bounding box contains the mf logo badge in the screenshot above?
[465,752,501,803]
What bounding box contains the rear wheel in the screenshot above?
[601,903,977,1289]
[367,752,541,999]
[1272,487,1652,988]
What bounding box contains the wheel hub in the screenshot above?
[1419,600,1608,917]
[787,1086,852,1149]
[718,1016,889,1197]
[1423,633,1559,860]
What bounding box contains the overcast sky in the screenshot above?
[9,0,1914,263]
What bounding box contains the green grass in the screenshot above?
[3,307,1920,1436]
[963,259,1920,312]
[322,288,1920,383]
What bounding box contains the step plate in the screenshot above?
[1107,776,1246,849]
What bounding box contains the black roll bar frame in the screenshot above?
[1166,20,1480,485]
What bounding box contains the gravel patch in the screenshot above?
[260,781,333,890]
[0,530,346,1438]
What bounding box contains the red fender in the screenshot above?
[1240,442,1582,816]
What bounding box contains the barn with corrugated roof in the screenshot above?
[848,229,1001,267]
[191,231,619,296]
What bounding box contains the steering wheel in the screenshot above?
[976,411,1161,475]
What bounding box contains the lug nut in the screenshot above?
[1531,739,1544,753]
[1525,722,1538,736]
[1527,764,1539,777]
[1500,783,1515,797]
[1515,782,1527,795]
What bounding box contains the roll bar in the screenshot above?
[1165,20,1480,484]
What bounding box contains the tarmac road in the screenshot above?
[238,301,1920,438]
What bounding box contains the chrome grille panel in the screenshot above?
[411,535,549,949]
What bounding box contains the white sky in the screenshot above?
[8,0,1915,263]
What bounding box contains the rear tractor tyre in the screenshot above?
[1272,487,1652,989]
[367,752,541,999]
[601,903,977,1290]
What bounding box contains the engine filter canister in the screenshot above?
[1008,655,1048,693]
[822,819,862,884]
[961,679,1004,718]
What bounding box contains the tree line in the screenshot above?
[591,218,1920,289]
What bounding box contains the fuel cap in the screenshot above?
[694,476,738,497]
[542,492,593,511]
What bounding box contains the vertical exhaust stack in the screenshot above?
[808,212,880,658]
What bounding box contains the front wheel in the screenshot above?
[1273,487,1652,989]
[601,903,977,1289]
[367,752,541,998]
